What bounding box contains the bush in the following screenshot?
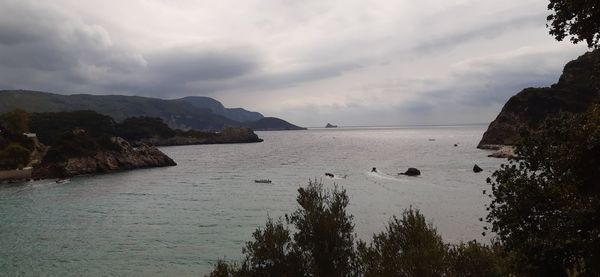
[447,241,508,277]
[487,105,600,276]
[356,209,447,277]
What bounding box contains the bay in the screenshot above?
[0,126,504,276]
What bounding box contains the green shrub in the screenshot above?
[447,241,508,277]
[356,209,447,277]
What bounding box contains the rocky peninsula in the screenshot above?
[137,127,263,146]
[32,136,175,179]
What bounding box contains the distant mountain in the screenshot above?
[0,90,305,131]
[479,50,600,148]
[244,117,306,131]
[181,96,264,122]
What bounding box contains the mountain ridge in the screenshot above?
[0,90,305,131]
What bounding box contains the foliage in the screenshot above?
[487,105,600,276]
[0,143,31,170]
[115,117,176,141]
[0,108,29,134]
[29,111,116,145]
[238,218,302,277]
[209,181,508,277]
[547,0,600,48]
[290,181,357,277]
[42,132,101,163]
[446,241,509,277]
[356,209,447,277]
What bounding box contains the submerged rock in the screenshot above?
[400,168,421,176]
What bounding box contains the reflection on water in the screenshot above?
[0,126,503,276]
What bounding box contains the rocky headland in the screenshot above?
[479,49,600,152]
[138,127,263,146]
[32,135,175,179]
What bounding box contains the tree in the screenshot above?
[487,105,600,276]
[356,209,448,277]
[0,143,31,169]
[547,0,600,48]
[237,218,302,277]
[1,109,29,134]
[289,181,357,277]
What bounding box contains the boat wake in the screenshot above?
[366,170,405,183]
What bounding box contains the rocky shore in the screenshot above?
[481,145,516,159]
[32,137,176,180]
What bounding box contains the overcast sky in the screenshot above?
[0,0,588,126]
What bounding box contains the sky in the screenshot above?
[0,0,589,127]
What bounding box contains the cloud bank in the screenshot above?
[0,0,588,126]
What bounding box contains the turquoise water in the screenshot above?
[0,127,504,276]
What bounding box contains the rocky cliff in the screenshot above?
[478,50,600,148]
[33,137,176,179]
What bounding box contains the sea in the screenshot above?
[0,126,506,276]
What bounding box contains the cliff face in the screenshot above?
[478,50,600,148]
[33,137,176,179]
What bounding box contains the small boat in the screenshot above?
[325,173,334,178]
[55,178,70,184]
[254,179,272,183]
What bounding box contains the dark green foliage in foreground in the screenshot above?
[291,182,357,277]
[356,210,447,277]
[209,181,507,277]
[547,0,600,48]
[487,105,600,276]
[115,116,176,141]
[29,111,117,145]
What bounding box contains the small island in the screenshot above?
[325,123,338,128]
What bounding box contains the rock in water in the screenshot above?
[473,164,483,173]
[400,168,421,176]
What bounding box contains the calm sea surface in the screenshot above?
[0,126,505,276]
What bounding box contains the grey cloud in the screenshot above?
[393,48,581,120]
[147,49,259,83]
[415,13,545,54]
